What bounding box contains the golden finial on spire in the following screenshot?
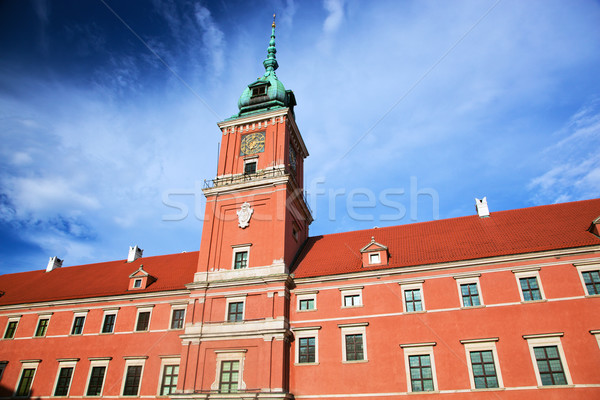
[272,13,276,28]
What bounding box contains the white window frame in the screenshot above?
[121,357,147,396]
[460,338,504,390]
[85,357,111,397]
[340,286,363,308]
[293,326,320,365]
[14,360,40,397]
[210,349,247,392]
[339,322,368,363]
[3,315,21,339]
[574,263,600,296]
[369,253,381,264]
[134,306,154,332]
[100,308,119,334]
[400,281,425,312]
[400,343,438,393]
[513,268,546,302]
[169,304,187,330]
[53,359,78,397]
[296,291,318,312]
[454,275,484,308]
[157,356,181,396]
[71,311,89,335]
[231,244,251,270]
[133,278,142,288]
[225,295,246,322]
[523,333,572,386]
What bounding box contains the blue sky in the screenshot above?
[1,0,599,274]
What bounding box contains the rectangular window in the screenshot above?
[133,279,142,288]
[369,253,380,264]
[34,318,49,337]
[234,251,248,269]
[71,316,85,335]
[123,365,142,396]
[470,350,499,388]
[520,277,542,301]
[102,314,116,333]
[244,161,257,175]
[299,298,315,310]
[4,320,18,339]
[0,361,7,381]
[404,289,423,312]
[460,283,481,307]
[159,364,179,395]
[135,311,151,332]
[534,346,567,385]
[298,337,316,363]
[16,368,35,397]
[171,309,185,330]
[344,294,360,307]
[54,367,74,396]
[86,366,106,396]
[345,334,364,361]
[409,355,434,392]
[219,361,239,393]
[227,302,244,322]
[582,270,600,295]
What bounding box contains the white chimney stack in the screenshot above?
[46,256,63,272]
[475,197,490,218]
[127,245,143,263]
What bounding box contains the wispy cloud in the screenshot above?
[323,0,345,33]
[528,100,600,204]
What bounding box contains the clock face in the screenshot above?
[240,132,266,155]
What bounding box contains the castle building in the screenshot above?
[1,19,600,400]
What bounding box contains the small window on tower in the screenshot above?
[244,161,257,175]
[251,85,267,97]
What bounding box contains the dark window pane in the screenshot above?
[71,316,85,335]
[582,271,600,295]
[35,319,49,337]
[219,361,239,393]
[345,334,364,361]
[299,337,316,363]
[123,365,142,396]
[228,302,244,322]
[54,367,73,396]
[16,368,35,396]
[520,277,543,301]
[136,312,150,331]
[86,366,106,396]
[461,283,481,307]
[4,321,18,339]
[171,309,185,329]
[234,251,248,269]
[102,314,116,333]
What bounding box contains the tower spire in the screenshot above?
[263,13,279,75]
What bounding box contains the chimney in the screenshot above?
[127,245,143,263]
[475,197,490,218]
[46,256,63,272]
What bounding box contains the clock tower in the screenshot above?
[194,16,312,282]
[180,17,311,398]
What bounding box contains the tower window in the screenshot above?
[244,161,257,175]
[251,85,267,97]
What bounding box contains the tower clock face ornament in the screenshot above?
[240,132,266,155]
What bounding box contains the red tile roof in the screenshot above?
[291,198,600,278]
[0,251,199,306]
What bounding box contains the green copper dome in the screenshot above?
[235,16,296,118]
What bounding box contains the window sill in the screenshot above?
[460,305,486,310]
[408,390,439,395]
[297,309,317,313]
[342,359,368,364]
[341,305,364,309]
[537,384,574,389]
[294,362,319,366]
[470,387,505,391]
[520,299,547,304]
[584,294,600,298]
[404,310,427,314]
[99,332,114,335]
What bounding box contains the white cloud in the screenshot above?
[323,0,345,33]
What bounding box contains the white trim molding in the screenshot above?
[523,333,572,387]
[460,337,504,390]
[400,342,438,393]
[513,269,546,302]
[339,323,368,363]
